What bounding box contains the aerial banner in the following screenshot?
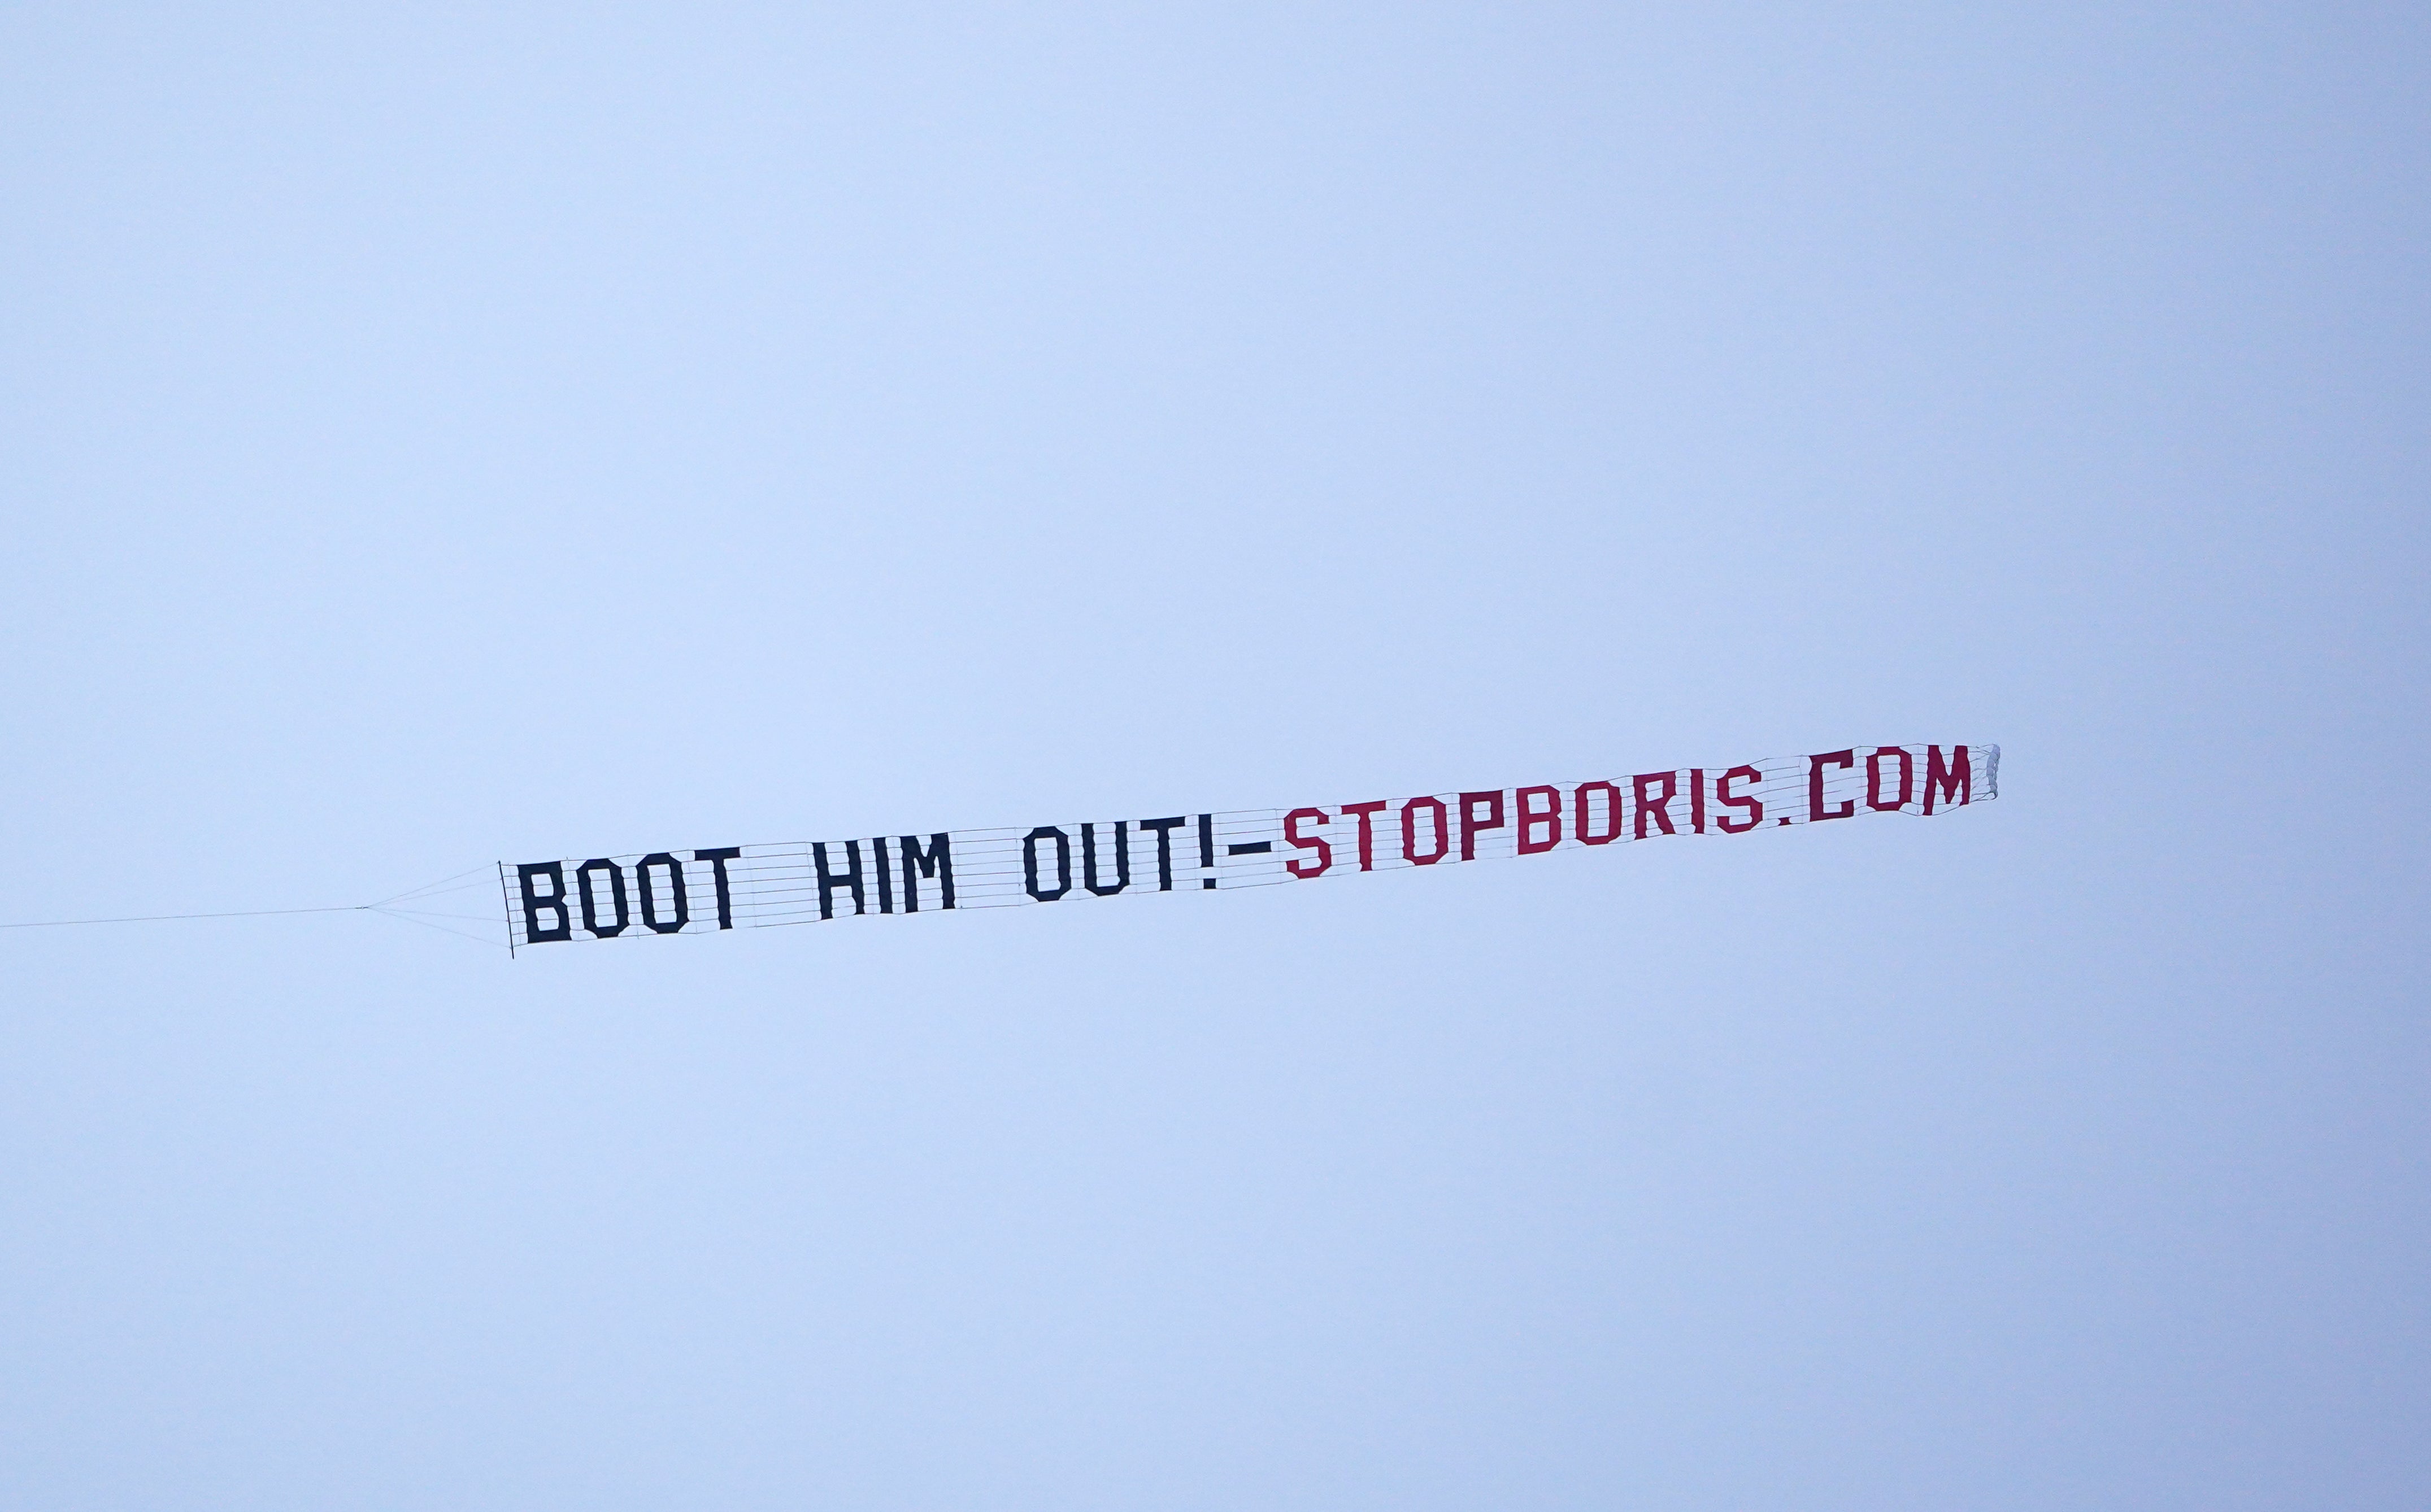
[501,743,1997,952]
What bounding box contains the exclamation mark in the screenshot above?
[1198,813,1217,889]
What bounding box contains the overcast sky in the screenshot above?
[3,5,2425,1508]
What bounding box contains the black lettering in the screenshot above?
[692,847,742,929]
[871,839,894,914]
[1023,826,1072,901]
[898,834,955,911]
[1082,821,1130,896]
[576,858,630,937]
[813,840,864,920]
[1140,816,1186,891]
[516,862,572,943]
[635,852,689,934]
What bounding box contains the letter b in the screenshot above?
[517,862,572,944]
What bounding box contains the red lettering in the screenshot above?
[1865,747,1914,812]
[1923,746,1972,814]
[1688,768,1706,833]
[1633,772,1678,838]
[1714,765,1763,833]
[1341,800,1387,870]
[1573,781,1623,845]
[1515,785,1562,854]
[1458,790,1506,861]
[1401,796,1449,865]
[1807,750,1855,821]
[1282,807,1332,878]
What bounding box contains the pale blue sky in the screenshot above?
[3,5,2425,1507]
